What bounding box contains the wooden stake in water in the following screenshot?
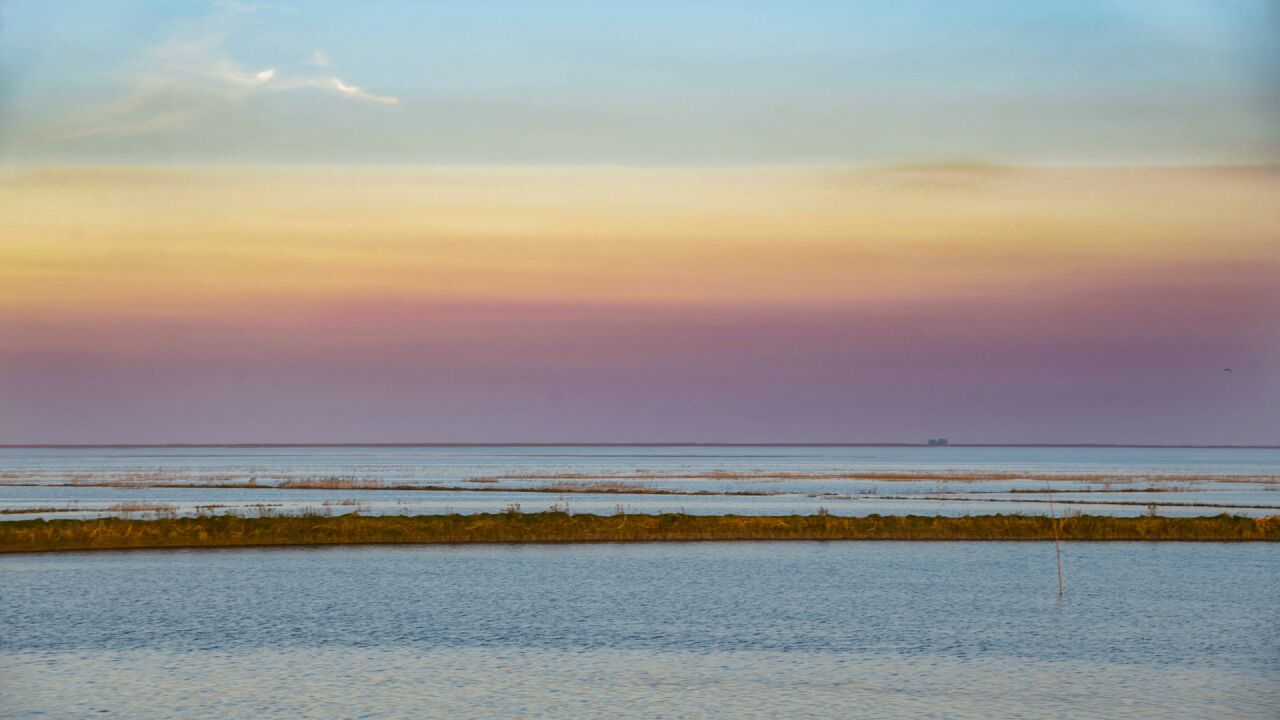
[1050,500,1064,596]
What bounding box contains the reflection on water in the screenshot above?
[4,483,1278,520]
[2,542,1277,718]
[2,446,1279,520]
[5,647,1274,719]
[4,444,1280,476]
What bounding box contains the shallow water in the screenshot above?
[2,446,1278,520]
[4,482,1278,520]
[5,444,1280,478]
[2,542,1277,718]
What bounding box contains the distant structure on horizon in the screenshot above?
[927,438,949,446]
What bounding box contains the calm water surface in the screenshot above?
[2,542,1277,718]
[3,446,1279,519]
[5,444,1280,476]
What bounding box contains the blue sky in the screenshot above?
[2,0,1278,164]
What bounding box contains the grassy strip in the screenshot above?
[0,481,774,496]
[470,472,1280,483]
[1,512,1277,553]
[4,471,1278,489]
[867,495,1280,510]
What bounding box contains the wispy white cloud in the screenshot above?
[38,1,397,143]
[268,74,400,106]
[315,77,399,105]
[308,50,332,68]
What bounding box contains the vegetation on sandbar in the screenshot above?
[1,512,1276,553]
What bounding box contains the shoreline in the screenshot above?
[2,512,1277,554]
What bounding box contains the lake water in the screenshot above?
[2,445,1278,520]
[1,542,1276,718]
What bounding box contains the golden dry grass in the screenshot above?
[1,512,1276,553]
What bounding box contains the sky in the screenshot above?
[3,0,1279,165]
[0,1,1278,444]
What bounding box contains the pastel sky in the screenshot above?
[3,0,1278,165]
[1,1,1278,443]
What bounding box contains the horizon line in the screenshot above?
[2,443,1277,450]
